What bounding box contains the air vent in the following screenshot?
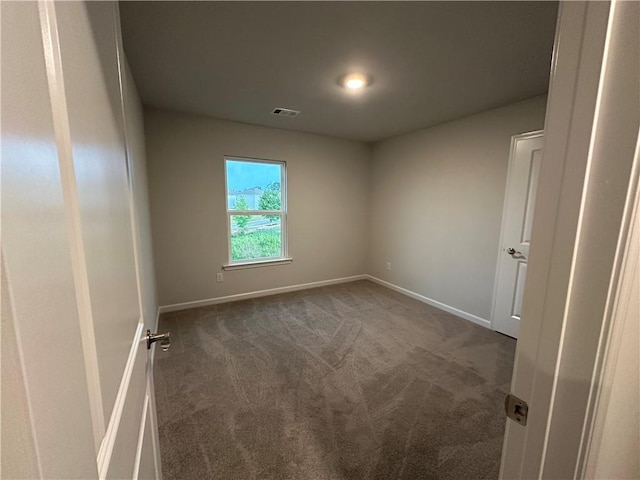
[271,107,300,118]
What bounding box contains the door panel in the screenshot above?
[512,262,527,319]
[520,149,542,245]
[1,1,99,477]
[106,329,148,480]
[137,400,159,480]
[1,258,40,479]
[492,132,544,338]
[54,1,141,423]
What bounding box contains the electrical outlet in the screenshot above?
[216,272,223,283]
[386,262,391,271]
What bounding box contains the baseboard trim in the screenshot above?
[157,274,491,330]
[158,275,368,314]
[366,275,492,329]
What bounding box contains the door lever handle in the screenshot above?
[507,247,525,259]
[147,329,171,351]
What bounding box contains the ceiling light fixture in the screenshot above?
[341,73,370,91]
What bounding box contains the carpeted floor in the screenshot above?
[154,280,516,480]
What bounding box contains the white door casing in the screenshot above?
[584,139,640,480]
[1,1,161,479]
[500,1,639,478]
[492,132,544,338]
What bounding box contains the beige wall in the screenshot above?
[368,95,547,321]
[145,109,371,306]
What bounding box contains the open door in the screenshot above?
[492,131,544,339]
[1,1,162,478]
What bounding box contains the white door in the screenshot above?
[1,1,161,478]
[1,2,100,476]
[492,132,544,338]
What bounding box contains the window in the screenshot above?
[224,157,288,267]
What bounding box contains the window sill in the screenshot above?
[222,258,293,271]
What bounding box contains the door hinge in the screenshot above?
[505,393,529,426]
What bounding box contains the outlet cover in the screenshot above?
[216,272,223,283]
[386,262,391,271]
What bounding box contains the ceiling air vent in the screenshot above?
[271,107,300,118]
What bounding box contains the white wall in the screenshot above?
[368,95,547,322]
[144,109,371,306]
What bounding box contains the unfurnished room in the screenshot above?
[2,1,639,480]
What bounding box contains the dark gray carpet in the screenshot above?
[154,280,515,480]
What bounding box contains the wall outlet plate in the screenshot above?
[216,272,223,283]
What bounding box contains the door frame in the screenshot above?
[583,156,640,477]
[490,129,543,336]
[500,0,640,478]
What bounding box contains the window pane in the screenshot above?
[230,214,282,261]
[226,160,282,211]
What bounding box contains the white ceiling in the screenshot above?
[119,1,558,143]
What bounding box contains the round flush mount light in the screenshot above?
[341,73,371,91]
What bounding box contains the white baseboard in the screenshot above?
[158,275,368,314]
[157,274,491,330]
[365,275,491,329]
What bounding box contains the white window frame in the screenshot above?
[222,156,290,270]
